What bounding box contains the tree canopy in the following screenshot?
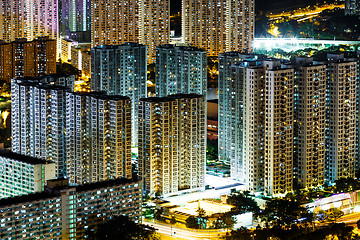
[334,178,360,193]
[86,215,160,240]
[224,223,355,240]
[185,216,200,229]
[227,191,260,216]
[261,198,309,227]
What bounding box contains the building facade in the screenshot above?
[182,0,254,56]
[244,67,266,194]
[0,37,57,82]
[217,54,357,195]
[65,92,132,184]
[138,94,206,196]
[218,53,264,182]
[292,58,326,189]
[11,79,68,178]
[70,44,91,78]
[325,58,357,183]
[91,0,139,46]
[91,0,169,63]
[244,61,294,196]
[218,52,245,181]
[91,43,147,145]
[0,0,58,42]
[155,44,207,98]
[0,151,56,199]
[345,0,360,15]
[264,63,294,196]
[59,0,91,34]
[0,178,141,240]
[60,37,77,63]
[139,0,170,63]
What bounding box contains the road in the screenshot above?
[339,212,360,225]
[145,212,360,239]
[143,219,228,240]
[267,3,344,21]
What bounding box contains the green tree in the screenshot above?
[326,208,344,224]
[223,227,252,240]
[227,191,260,216]
[302,211,316,231]
[154,191,162,199]
[207,139,218,158]
[262,198,308,227]
[196,207,206,218]
[224,223,356,240]
[154,208,165,222]
[221,212,236,230]
[356,219,360,229]
[196,207,207,229]
[185,216,200,229]
[170,215,177,225]
[87,215,160,240]
[334,177,360,193]
[56,62,80,76]
[213,217,223,229]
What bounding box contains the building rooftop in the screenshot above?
[0,37,55,45]
[93,42,146,49]
[0,150,51,165]
[13,79,69,91]
[157,44,206,52]
[76,178,140,193]
[0,191,58,207]
[140,93,204,103]
[70,91,130,101]
[0,178,140,207]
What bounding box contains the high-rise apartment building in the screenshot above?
[91,0,169,63]
[182,0,254,56]
[12,77,132,185]
[345,0,360,15]
[244,67,266,194]
[0,151,56,199]
[155,44,207,98]
[0,40,12,81]
[59,0,91,34]
[292,58,326,189]
[0,0,58,42]
[65,92,132,184]
[91,43,147,145]
[324,55,357,183]
[244,60,294,196]
[219,54,356,194]
[11,79,68,178]
[91,0,139,46]
[218,53,263,182]
[264,62,294,196]
[0,178,141,240]
[138,94,206,196]
[140,0,170,63]
[70,43,91,78]
[60,37,77,63]
[0,37,56,82]
[352,51,360,176]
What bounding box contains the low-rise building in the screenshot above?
[0,178,142,239]
[0,151,56,199]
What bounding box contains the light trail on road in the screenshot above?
[144,220,228,240]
